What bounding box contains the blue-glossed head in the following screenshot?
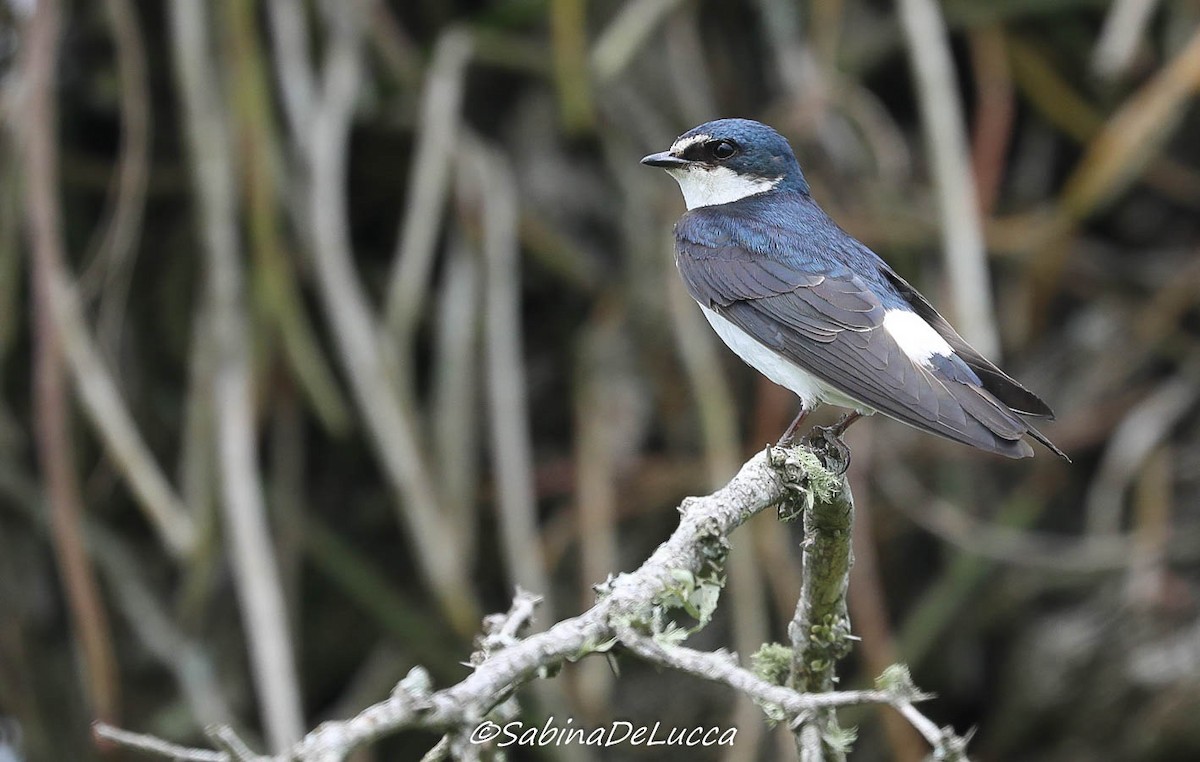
[641,119,809,210]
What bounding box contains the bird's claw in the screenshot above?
[804,425,852,474]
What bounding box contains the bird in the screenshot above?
[641,118,1066,460]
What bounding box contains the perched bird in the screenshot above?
[642,118,1065,459]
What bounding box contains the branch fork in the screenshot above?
[95,444,969,761]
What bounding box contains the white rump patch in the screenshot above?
[668,165,781,209]
[882,309,952,364]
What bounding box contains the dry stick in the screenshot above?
[473,141,553,609]
[897,0,1000,359]
[549,0,596,132]
[97,447,958,761]
[0,455,241,735]
[383,28,472,343]
[264,0,315,156]
[788,446,855,762]
[91,0,151,358]
[590,0,686,84]
[226,0,353,437]
[968,24,1015,218]
[168,0,303,749]
[1084,371,1200,535]
[93,724,226,762]
[431,235,481,561]
[20,0,121,725]
[473,140,585,762]
[299,6,478,634]
[1092,0,1161,80]
[5,0,193,558]
[6,25,193,559]
[46,278,197,556]
[88,525,236,730]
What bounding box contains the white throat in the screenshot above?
[667,166,781,209]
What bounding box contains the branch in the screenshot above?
[20,0,121,724]
[270,0,479,635]
[93,724,225,762]
[382,28,472,342]
[786,441,856,760]
[95,445,971,761]
[168,0,303,748]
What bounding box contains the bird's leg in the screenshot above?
[777,403,811,447]
[828,411,862,438]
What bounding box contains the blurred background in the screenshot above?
[2,0,1200,759]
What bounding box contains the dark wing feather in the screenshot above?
[879,265,1055,419]
[675,216,1046,458]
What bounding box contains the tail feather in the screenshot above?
[943,380,1065,460]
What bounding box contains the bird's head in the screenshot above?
[641,118,809,210]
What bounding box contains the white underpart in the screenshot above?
[882,309,953,364]
[699,305,872,413]
[667,165,782,210]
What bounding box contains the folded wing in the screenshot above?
[675,211,1058,458]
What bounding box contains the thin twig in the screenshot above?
[168,0,304,748]
[473,139,552,608]
[295,1,478,634]
[264,0,316,155]
[590,0,686,84]
[20,0,121,724]
[383,28,473,343]
[1084,369,1199,534]
[617,627,898,716]
[431,234,481,558]
[89,0,151,361]
[94,723,226,762]
[44,275,197,556]
[1092,0,1160,80]
[226,0,353,436]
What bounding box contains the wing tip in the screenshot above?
[1025,423,1071,462]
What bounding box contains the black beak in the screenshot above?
[640,151,689,169]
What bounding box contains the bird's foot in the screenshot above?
[804,426,851,474]
[804,413,860,474]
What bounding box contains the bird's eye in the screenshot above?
[710,140,737,160]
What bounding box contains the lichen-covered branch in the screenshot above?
[95,445,968,761]
[783,442,856,760]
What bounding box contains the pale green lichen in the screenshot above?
[751,642,794,686]
[824,723,858,754]
[769,445,845,521]
[876,663,926,702]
